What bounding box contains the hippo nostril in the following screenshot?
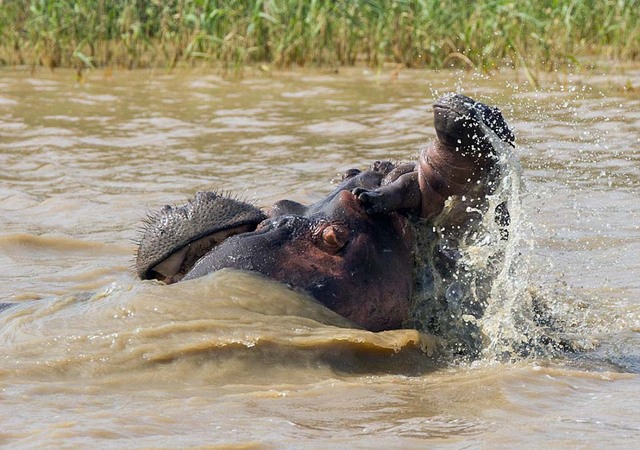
[255,219,273,231]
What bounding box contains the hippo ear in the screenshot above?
[320,224,349,253]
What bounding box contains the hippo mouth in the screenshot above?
[136,192,267,283]
[140,221,257,283]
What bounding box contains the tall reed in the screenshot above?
[1,0,638,71]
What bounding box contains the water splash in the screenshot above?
[477,123,547,359]
[409,123,570,361]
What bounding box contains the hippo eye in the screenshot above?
[320,224,348,253]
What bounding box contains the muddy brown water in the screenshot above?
[1,66,639,448]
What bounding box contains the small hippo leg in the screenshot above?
[353,171,421,215]
[381,162,417,185]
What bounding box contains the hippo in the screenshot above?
[136,93,515,339]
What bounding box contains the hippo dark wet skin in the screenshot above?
[136,93,515,333]
[138,168,416,331]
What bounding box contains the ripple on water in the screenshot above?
[303,119,369,135]
[0,67,639,449]
[0,96,18,105]
[281,86,339,98]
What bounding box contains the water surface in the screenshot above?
[1,66,639,448]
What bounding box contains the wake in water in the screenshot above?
[408,123,575,361]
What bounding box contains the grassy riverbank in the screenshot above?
[1,0,638,72]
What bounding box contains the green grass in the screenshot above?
[1,0,638,72]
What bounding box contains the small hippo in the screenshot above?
[136,93,515,336]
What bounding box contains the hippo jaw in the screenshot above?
[184,190,415,331]
[135,191,267,283]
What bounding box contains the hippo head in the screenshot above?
[136,93,515,334]
[136,169,415,331]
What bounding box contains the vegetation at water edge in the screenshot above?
[1,0,638,72]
